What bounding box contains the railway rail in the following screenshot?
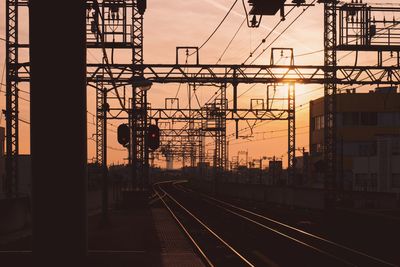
[153,181,255,267]
[154,180,398,267]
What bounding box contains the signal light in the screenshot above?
[117,124,130,146]
[147,124,160,151]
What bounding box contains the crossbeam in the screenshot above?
[86,64,400,85]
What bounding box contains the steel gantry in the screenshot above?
[86,0,149,190]
[86,63,400,85]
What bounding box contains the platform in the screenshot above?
[0,201,204,266]
[152,207,205,267]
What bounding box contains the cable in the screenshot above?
[295,49,324,58]
[191,0,238,55]
[216,17,246,64]
[242,6,296,64]
[230,131,309,146]
[249,0,317,65]
[19,118,30,125]
[0,60,6,95]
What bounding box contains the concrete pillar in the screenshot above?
[30,1,87,265]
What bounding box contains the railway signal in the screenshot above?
[117,124,130,146]
[147,124,160,151]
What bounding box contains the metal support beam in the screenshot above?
[101,89,109,224]
[131,0,148,190]
[86,63,400,85]
[5,0,24,197]
[287,83,296,185]
[323,0,338,206]
[96,76,104,166]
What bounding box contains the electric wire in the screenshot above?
[241,6,296,64]
[190,0,239,55]
[248,0,317,65]
[216,17,246,64]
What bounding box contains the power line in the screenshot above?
[230,131,308,146]
[249,0,317,65]
[192,0,238,54]
[216,17,246,64]
[241,6,296,64]
[295,49,324,58]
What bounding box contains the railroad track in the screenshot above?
[153,181,256,267]
[167,180,398,267]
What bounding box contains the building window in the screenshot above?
[311,117,315,131]
[360,112,377,126]
[359,142,377,156]
[311,144,323,154]
[392,174,400,188]
[313,115,324,130]
[354,173,378,192]
[311,144,317,154]
[343,112,359,126]
[392,140,400,155]
[317,144,323,153]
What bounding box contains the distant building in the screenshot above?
[0,125,31,197]
[267,159,283,185]
[0,127,5,197]
[309,87,400,193]
[17,155,31,196]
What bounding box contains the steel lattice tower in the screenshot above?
[5,0,29,197]
[323,0,338,200]
[131,0,148,189]
[287,83,296,184]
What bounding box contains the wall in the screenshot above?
[190,179,399,210]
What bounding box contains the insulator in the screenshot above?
[370,24,376,37]
[291,0,305,6]
[251,15,258,27]
[91,20,97,34]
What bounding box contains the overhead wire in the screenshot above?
[241,6,296,64]
[248,0,317,65]
[190,0,239,55]
[216,17,246,64]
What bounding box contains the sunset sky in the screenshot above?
[0,0,398,167]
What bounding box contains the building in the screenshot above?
[309,87,400,193]
[0,125,31,197]
[0,127,5,197]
